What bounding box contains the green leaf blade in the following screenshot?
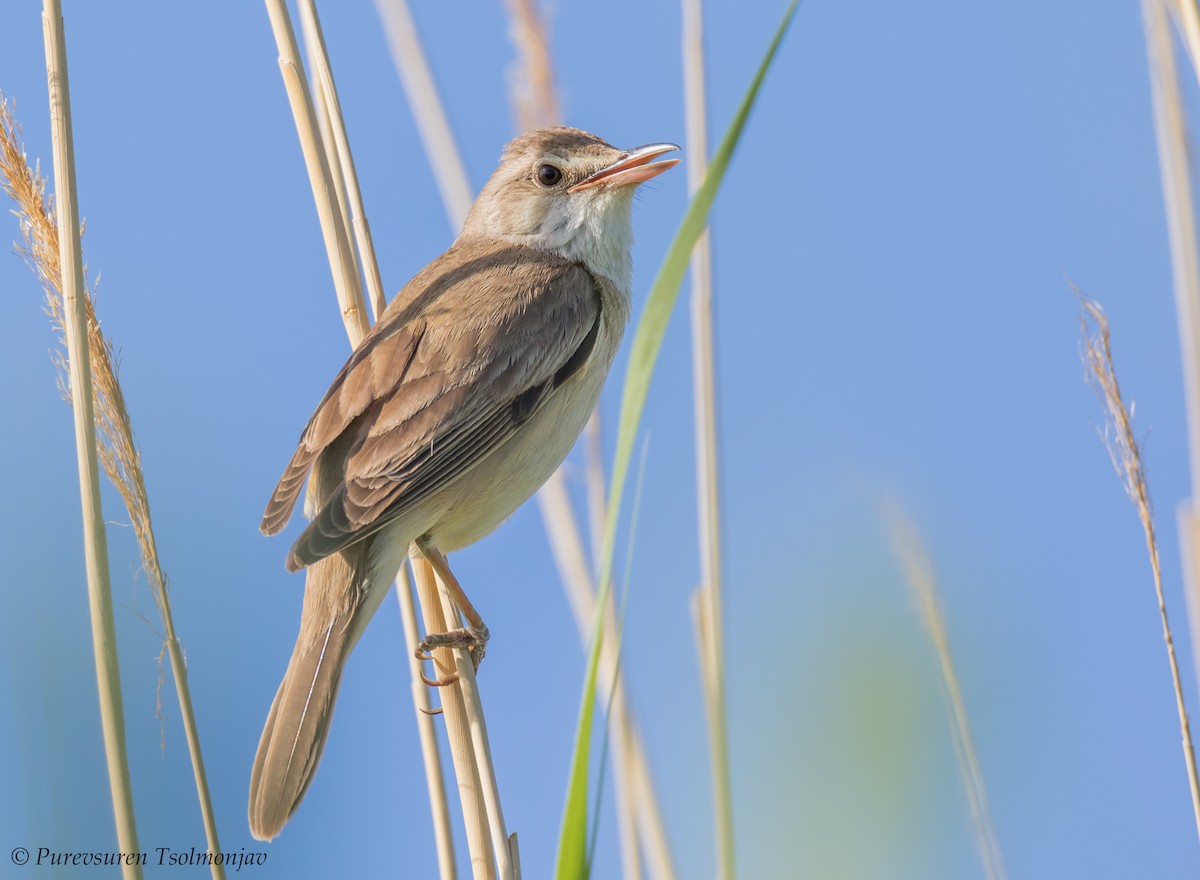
[554,4,800,878]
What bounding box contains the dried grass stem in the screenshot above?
[1077,292,1200,842]
[2,73,226,880]
[888,512,1006,880]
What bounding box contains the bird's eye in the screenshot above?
[536,164,563,187]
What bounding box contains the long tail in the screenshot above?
[249,548,366,841]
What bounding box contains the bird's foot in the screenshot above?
[414,625,490,687]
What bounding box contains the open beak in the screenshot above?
[568,142,681,193]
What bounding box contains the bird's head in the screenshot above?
[461,127,680,292]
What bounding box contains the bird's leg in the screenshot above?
[413,536,490,687]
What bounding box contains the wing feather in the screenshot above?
[260,321,424,535]
[262,240,601,569]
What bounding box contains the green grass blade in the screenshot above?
[554,3,800,877]
[586,436,652,875]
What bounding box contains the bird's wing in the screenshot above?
[259,319,425,537]
[260,241,602,571]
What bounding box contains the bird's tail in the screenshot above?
[248,548,368,841]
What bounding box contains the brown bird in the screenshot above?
[248,126,679,840]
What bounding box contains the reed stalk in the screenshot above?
[410,554,500,879]
[681,1,735,876]
[263,0,370,345]
[6,41,227,880]
[37,3,141,875]
[265,3,520,873]
[394,562,457,878]
[3,101,227,876]
[373,0,473,228]
[296,0,388,322]
[1144,0,1200,700]
[888,511,1006,880]
[1077,293,1200,842]
[286,8,462,868]
[1166,0,1200,87]
[428,561,518,880]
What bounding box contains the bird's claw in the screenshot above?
[414,625,490,687]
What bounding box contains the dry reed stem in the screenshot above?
[1077,292,1200,842]
[1144,0,1200,699]
[33,6,142,876]
[2,84,227,880]
[296,0,389,323]
[393,563,457,878]
[681,1,735,877]
[267,1,482,873]
[428,562,517,880]
[277,2,462,871]
[1167,0,1200,85]
[313,95,358,317]
[627,729,675,880]
[303,42,354,299]
[410,554,498,880]
[607,706,642,880]
[887,511,1006,880]
[373,0,473,228]
[263,0,370,345]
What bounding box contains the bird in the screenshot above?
[248,126,679,841]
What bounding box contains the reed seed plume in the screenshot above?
[0,93,224,876]
[504,0,561,132]
[1075,288,1200,842]
[887,508,1006,880]
[2,95,161,658]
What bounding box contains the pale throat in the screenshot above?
[527,188,636,297]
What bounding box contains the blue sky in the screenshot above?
[1,1,1196,877]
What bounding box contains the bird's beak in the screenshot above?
[568,142,681,193]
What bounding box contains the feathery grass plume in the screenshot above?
[1076,290,1200,842]
[1,89,225,879]
[26,4,142,874]
[504,0,561,133]
[887,509,1006,880]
